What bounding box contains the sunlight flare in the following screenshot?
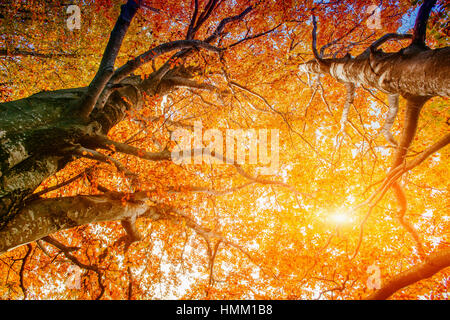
[329,210,354,225]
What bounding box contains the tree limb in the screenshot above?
[73,146,135,176]
[79,0,140,119]
[19,244,32,299]
[366,249,450,300]
[186,0,200,39]
[412,0,437,46]
[192,0,220,37]
[339,83,356,133]
[89,135,172,161]
[381,94,399,146]
[120,215,143,251]
[0,195,153,254]
[110,40,222,85]
[369,33,413,52]
[27,169,91,201]
[205,6,253,43]
[226,24,282,49]
[42,235,105,299]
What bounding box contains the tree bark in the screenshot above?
[0,1,255,251]
[301,46,450,97]
[366,249,450,300]
[300,0,450,299]
[0,69,186,230]
[0,195,153,254]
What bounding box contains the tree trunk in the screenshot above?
[301,46,450,97]
[0,69,183,231]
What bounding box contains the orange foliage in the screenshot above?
[0,0,448,300]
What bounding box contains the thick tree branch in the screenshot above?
[110,40,222,85]
[120,215,143,250]
[381,94,399,146]
[205,6,253,43]
[79,0,140,119]
[354,33,413,59]
[301,1,449,98]
[89,135,172,161]
[126,182,256,198]
[165,76,221,91]
[19,244,32,299]
[192,0,220,37]
[311,15,322,61]
[368,33,413,52]
[94,40,222,110]
[228,81,285,116]
[366,249,450,300]
[392,181,425,257]
[339,83,356,133]
[412,0,437,47]
[392,97,428,167]
[186,0,200,39]
[0,195,152,254]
